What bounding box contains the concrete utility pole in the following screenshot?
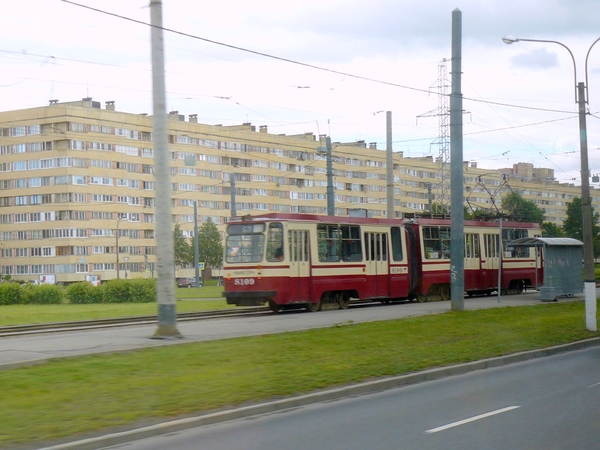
[577,81,597,331]
[317,136,335,216]
[150,0,181,338]
[450,8,464,311]
[194,200,200,288]
[326,136,334,216]
[115,217,122,280]
[386,111,394,219]
[230,174,237,217]
[427,183,433,215]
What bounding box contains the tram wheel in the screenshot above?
[515,281,524,294]
[306,300,321,312]
[339,293,350,310]
[440,284,450,301]
[268,300,282,313]
[417,294,428,303]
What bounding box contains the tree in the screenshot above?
[173,224,193,267]
[501,192,544,224]
[541,222,565,237]
[563,197,600,257]
[430,202,449,215]
[196,219,223,274]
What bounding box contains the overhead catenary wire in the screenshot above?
[60,0,578,116]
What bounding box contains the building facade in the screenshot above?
[0,98,598,283]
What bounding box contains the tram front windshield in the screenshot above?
[225,223,266,263]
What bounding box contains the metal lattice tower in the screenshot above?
[416,59,450,211]
[434,59,451,209]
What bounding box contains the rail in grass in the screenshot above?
[222,213,542,312]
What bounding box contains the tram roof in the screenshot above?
[508,237,583,247]
[230,213,404,225]
[228,213,541,228]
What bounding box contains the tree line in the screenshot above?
[435,192,600,258]
[173,219,223,279]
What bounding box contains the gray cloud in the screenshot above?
[509,48,560,69]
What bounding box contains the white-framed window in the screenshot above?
[13,161,26,171]
[11,126,26,137]
[69,140,86,150]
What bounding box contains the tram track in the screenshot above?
[0,290,558,338]
[0,299,384,338]
[0,307,272,337]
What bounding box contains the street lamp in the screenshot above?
[503,35,599,331]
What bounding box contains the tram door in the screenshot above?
[464,233,481,290]
[481,233,499,290]
[289,229,310,302]
[364,232,389,298]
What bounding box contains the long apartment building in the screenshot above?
[0,98,598,284]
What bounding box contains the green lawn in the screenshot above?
[0,285,229,326]
[0,300,599,447]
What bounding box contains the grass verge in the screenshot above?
[0,286,229,326]
[1,300,599,447]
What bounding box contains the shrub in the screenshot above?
[101,279,131,303]
[127,278,156,303]
[0,282,24,305]
[66,282,103,304]
[23,284,64,305]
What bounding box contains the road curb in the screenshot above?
[40,336,600,450]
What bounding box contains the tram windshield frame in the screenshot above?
[225,223,266,263]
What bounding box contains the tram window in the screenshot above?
[484,234,499,258]
[340,225,362,261]
[289,230,309,262]
[266,222,284,262]
[391,227,403,261]
[225,234,265,263]
[503,229,530,258]
[317,224,340,262]
[423,226,450,259]
[365,233,376,261]
[465,233,480,258]
[380,233,388,261]
[365,232,387,262]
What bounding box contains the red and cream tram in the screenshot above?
[222,213,542,312]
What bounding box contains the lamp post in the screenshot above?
[503,35,599,331]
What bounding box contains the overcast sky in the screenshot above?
[2,0,600,185]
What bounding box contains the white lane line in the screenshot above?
[587,381,600,389]
[425,406,521,434]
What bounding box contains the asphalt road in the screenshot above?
[101,346,600,450]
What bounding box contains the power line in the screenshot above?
[60,0,577,116]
